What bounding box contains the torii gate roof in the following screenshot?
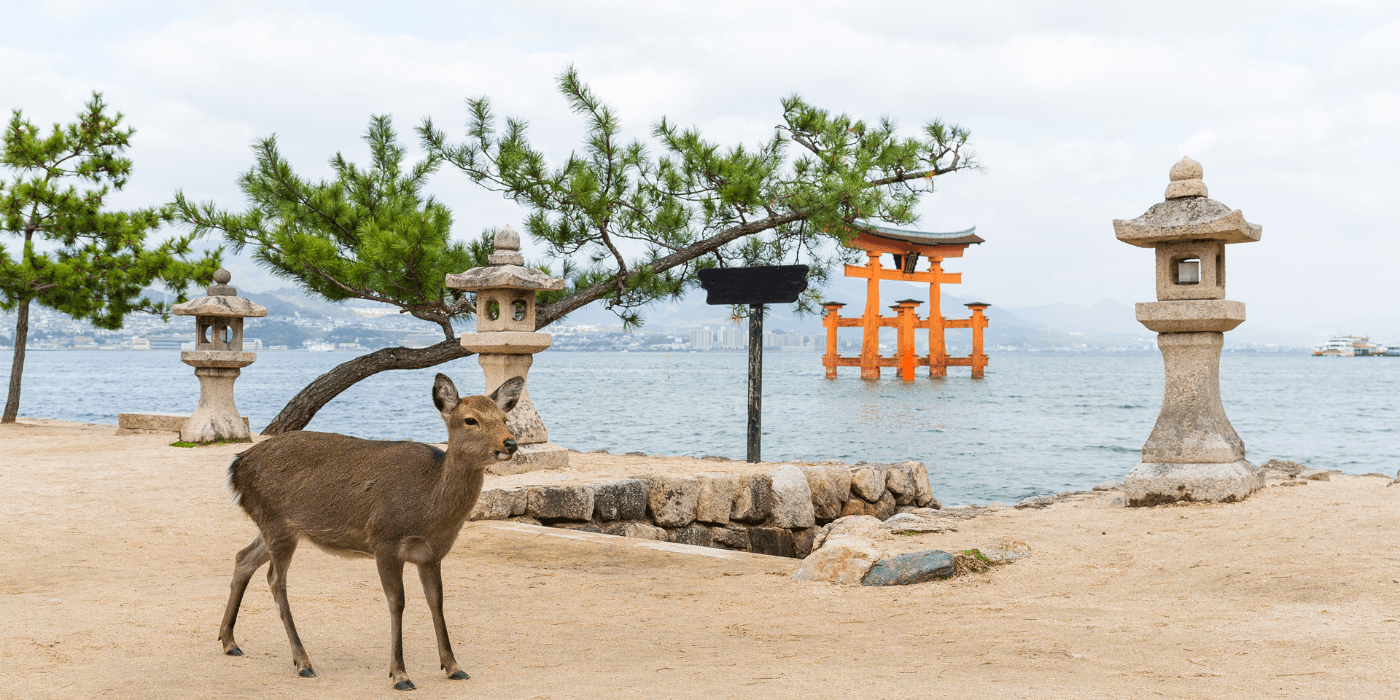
[862,225,983,248]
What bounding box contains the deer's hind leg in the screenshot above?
[265,532,316,678]
[219,535,270,656]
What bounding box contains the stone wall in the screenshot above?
[469,461,940,559]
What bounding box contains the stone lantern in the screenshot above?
[1114,157,1263,506]
[445,225,568,473]
[170,269,266,443]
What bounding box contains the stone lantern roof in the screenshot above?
[171,269,267,318]
[444,226,566,293]
[1113,157,1262,248]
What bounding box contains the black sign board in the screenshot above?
[696,265,810,463]
[696,265,809,305]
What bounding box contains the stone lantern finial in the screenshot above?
[1165,156,1207,199]
[487,225,525,267]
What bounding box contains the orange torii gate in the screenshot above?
[822,225,990,379]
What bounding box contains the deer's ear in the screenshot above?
[489,376,524,414]
[432,374,460,414]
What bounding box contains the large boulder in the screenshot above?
[872,491,898,521]
[748,527,796,557]
[696,473,740,524]
[730,473,773,523]
[880,512,953,533]
[812,514,883,551]
[861,550,954,586]
[826,465,852,503]
[840,498,876,518]
[668,524,713,548]
[792,536,882,585]
[711,525,751,551]
[592,479,648,521]
[801,466,844,521]
[792,525,822,559]
[850,465,885,502]
[884,463,917,506]
[768,465,816,529]
[468,488,515,520]
[644,475,700,527]
[906,462,934,508]
[601,520,669,541]
[526,485,595,522]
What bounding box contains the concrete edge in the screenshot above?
[478,521,794,565]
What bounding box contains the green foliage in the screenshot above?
[419,65,976,328]
[173,116,485,340]
[0,93,219,326]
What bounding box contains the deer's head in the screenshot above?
[433,374,522,463]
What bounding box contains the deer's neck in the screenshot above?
[431,450,487,522]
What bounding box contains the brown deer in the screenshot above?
[218,373,522,691]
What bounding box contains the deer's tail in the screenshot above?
[227,453,246,507]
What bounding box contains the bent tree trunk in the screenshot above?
[260,338,474,436]
[3,299,31,424]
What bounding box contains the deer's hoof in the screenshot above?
[298,667,316,678]
[393,680,416,691]
[224,646,243,657]
[448,670,469,680]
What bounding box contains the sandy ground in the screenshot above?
[4,420,1400,699]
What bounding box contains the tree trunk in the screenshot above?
[3,299,31,424]
[260,338,474,436]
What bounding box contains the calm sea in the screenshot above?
[4,350,1396,505]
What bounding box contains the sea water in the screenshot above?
[4,350,1396,505]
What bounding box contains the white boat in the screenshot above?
[1313,335,1387,357]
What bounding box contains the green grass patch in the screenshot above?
[168,437,250,448]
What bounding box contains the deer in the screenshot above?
[217,373,522,691]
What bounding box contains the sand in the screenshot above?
[3,419,1399,698]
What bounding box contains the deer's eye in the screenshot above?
[464,417,478,426]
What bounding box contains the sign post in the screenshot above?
[696,265,809,463]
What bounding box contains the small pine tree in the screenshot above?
[0,93,220,423]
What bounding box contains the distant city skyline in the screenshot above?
[5,0,1397,341]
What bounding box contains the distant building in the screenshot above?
[689,327,713,350]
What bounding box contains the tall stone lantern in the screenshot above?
[171,269,267,443]
[1114,158,1264,506]
[446,226,568,474]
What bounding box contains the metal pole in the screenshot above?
[747,303,763,463]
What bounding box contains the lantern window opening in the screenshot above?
[1177,258,1201,285]
[487,300,501,321]
[512,299,527,322]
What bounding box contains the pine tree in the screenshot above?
[0,93,219,423]
[179,70,976,436]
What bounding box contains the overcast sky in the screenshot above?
[5,0,1397,340]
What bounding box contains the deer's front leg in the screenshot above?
[376,550,414,690]
[418,560,468,680]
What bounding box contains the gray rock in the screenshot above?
[861,550,954,586]
[814,515,883,551]
[696,473,740,524]
[554,522,602,534]
[850,465,885,501]
[1261,459,1306,478]
[767,465,816,529]
[1093,481,1123,491]
[730,473,773,523]
[872,491,898,521]
[601,520,669,541]
[885,464,917,505]
[826,465,852,503]
[625,451,647,456]
[748,527,796,558]
[1297,468,1331,482]
[592,479,648,521]
[711,525,750,551]
[644,475,700,527]
[1017,495,1056,509]
[508,488,528,516]
[526,485,595,522]
[468,488,515,520]
[792,536,882,585]
[793,525,821,559]
[668,524,712,548]
[880,513,953,533]
[906,462,933,507]
[801,466,843,521]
